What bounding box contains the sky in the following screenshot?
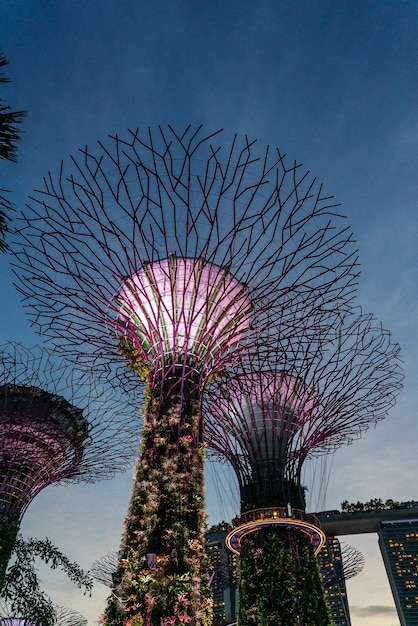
[0,1,417,625]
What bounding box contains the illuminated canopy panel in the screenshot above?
[210,371,318,463]
[0,342,141,488]
[116,256,252,376]
[12,126,360,378]
[205,308,403,509]
[0,617,40,626]
[206,309,403,462]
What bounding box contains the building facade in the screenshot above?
[206,525,238,625]
[379,518,418,626]
[317,537,351,626]
[318,503,418,626]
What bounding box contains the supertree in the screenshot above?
[0,607,87,626]
[0,342,140,588]
[12,126,359,625]
[90,552,120,592]
[319,539,364,591]
[204,309,402,625]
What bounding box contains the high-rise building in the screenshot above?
[379,518,418,626]
[317,537,351,626]
[318,504,418,626]
[206,525,238,625]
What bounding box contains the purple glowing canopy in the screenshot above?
[0,384,87,522]
[209,371,318,464]
[205,309,403,485]
[116,256,252,375]
[13,126,359,378]
[0,617,40,626]
[0,342,141,524]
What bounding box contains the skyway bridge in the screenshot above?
[316,506,418,535]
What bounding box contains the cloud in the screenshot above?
[351,604,398,617]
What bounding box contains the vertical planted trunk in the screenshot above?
[238,528,331,626]
[104,377,212,626]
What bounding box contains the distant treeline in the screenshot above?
[340,499,418,513]
[207,521,233,534]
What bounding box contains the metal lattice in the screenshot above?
[205,308,403,509]
[12,126,359,391]
[0,342,140,524]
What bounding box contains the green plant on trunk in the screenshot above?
[103,359,212,626]
[238,528,331,626]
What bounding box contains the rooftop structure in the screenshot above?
[12,126,361,626]
[317,504,418,536]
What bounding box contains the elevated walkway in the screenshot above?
[316,507,418,536]
[226,506,326,555]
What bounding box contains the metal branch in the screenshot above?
[12,126,359,378]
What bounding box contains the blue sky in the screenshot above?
[0,2,417,624]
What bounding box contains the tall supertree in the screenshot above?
[12,126,359,625]
[205,309,402,625]
[0,342,140,588]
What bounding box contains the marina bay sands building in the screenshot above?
[318,503,418,626]
[379,518,418,626]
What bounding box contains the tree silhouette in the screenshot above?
[0,535,92,625]
[0,53,26,252]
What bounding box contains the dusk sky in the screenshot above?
[1,2,417,625]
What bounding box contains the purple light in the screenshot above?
[116,257,252,374]
[0,385,86,523]
[12,126,361,378]
[0,343,141,525]
[209,371,318,463]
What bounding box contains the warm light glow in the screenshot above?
[116,256,252,371]
[225,508,326,556]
